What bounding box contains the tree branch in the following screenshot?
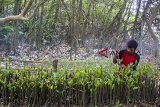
[0,15,28,23]
[0,0,34,23]
[0,0,48,23]
[28,0,49,20]
[145,3,160,57]
[20,0,34,16]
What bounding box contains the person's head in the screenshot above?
[127,40,138,54]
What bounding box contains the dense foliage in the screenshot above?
[0,61,159,106]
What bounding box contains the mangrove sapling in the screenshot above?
[107,74,114,105]
[67,86,71,107]
[145,77,150,103]
[89,88,94,107]
[105,85,110,105]
[93,83,97,106]
[75,85,78,106]
[72,86,77,106]
[113,83,117,105]
[70,87,73,106]
[89,74,94,106]
[76,85,81,107]
[153,80,158,103]
[78,85,83,106]
[98,86,102,106]
[104,81,108,105]
[149,80,155,104]
[101,86,104,106]
[63,83,67,107]
[98,67,104,106]
[0,62,159,106]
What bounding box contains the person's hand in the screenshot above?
[121,64,127,68]
[113,52,118,63]
[113,52,118,59]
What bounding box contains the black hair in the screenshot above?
[127,40,138,49]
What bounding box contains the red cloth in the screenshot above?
[121,50,137,66]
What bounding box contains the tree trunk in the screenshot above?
[0,0,4,13]
[145,3,160,58]
[147,22,159,58]
[53,59,58,72]
[81,0,92,47]
[11,0,21,53]
[54,0,60,25]
[69,0,76,60]
[132,0,142,39]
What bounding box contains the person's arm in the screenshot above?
[113,50,124,64]
[133,54,140,70]
[113,53,118,63]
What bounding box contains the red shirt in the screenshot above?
[119,50,140,70]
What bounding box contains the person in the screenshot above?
[113,40,140,70]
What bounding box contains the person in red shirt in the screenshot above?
[113,40,140,70]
